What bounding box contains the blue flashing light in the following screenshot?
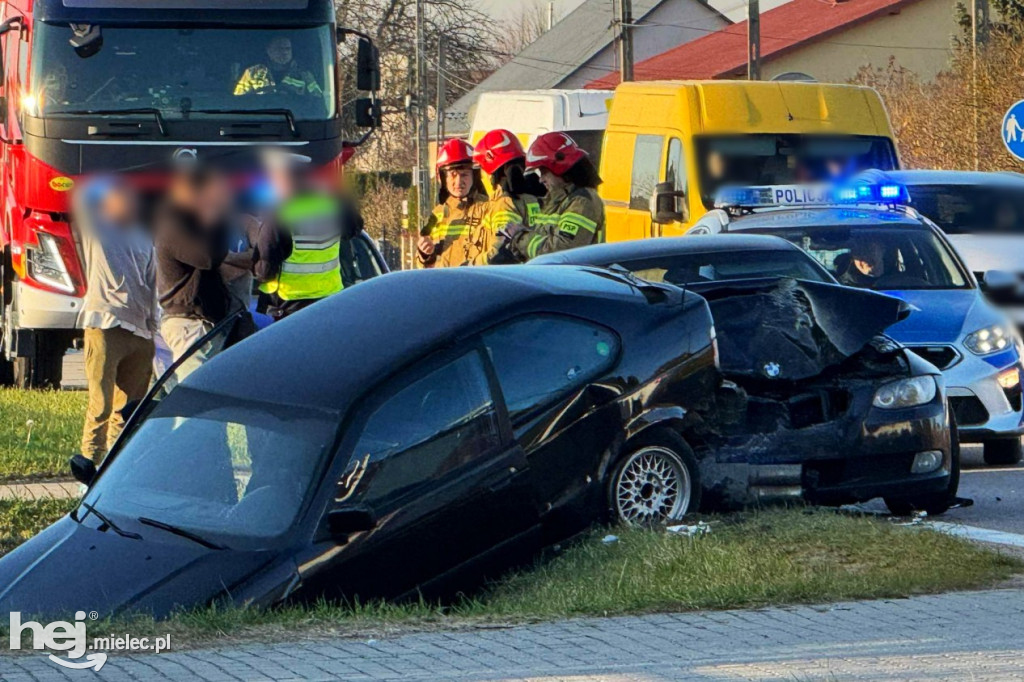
[713,182,910,209]
[836,187,858,201]
[879,184,902,199]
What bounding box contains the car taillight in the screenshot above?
[27,232,76,294]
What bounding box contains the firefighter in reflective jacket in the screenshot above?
[419,139,489,268]
[471,129,544,265]
[234,36,323,97]
[507,132,604,261]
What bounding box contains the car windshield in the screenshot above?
[82,386,338,543]
[906,184,1024,234]
[609,249,833,286]
[745,224,969,290]
[31,22,336,120]
[695,135,898,209]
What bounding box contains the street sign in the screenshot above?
[1002,100,1024,161]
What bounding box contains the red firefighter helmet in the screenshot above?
[473,129,526,175]
[435,139,475,178]
[525,132,588,176]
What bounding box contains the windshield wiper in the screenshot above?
[53,108,168,136]
[80,501,142,540]
[193,108,298,137]
[138,517,228,550]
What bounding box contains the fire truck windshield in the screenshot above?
[29,23,337,121]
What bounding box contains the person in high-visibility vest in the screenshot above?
[256,157,362,319]
[418,138,488,268]
[505,132,605,261]
[471,129,544,265]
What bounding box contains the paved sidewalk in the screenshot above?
[3,588,1024,681]
[0,480,78,501]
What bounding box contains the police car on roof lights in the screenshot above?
[689,181,1024,466]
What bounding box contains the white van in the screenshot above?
[467,89,613,166]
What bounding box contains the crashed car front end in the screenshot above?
[690,278,953,508]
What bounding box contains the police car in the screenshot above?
[690,181,1024,465]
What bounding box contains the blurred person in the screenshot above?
[507,132,604,261]
[472,129,543,265]
[154,165,233,363]
[418,139,488,268]
[839,239,887,287]
[75,177,157,463]
[234,36,322,98]
[255,153,363,318]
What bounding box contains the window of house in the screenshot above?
[630,134,664,210]
[482,315,620,423]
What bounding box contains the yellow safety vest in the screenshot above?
[261,194,343,301]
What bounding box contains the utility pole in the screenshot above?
[547,2,555,31]
[413,0,429,236]
[747,0,761,80]
[971,0,989,170]
[435,36,446,148]
[618,0,634,82]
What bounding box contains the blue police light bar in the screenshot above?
[714,182,910,209]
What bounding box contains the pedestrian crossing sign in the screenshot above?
[1002,100,1024,161]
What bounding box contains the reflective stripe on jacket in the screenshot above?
[260,193,343,300]
[234,62,323,97]
[512,184,604,260]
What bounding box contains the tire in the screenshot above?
[608,429,701,525]
[0,250,13,386]
[885,410,961,517]
[983,438,1023,466]
[12,332,65,390]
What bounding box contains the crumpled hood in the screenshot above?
[0,516,277,620]
[696,278,909,381]
[881,289,983,344]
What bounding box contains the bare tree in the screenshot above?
[493,0,561,63]
[335,0,499,171]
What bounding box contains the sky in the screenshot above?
[473,0,587,21]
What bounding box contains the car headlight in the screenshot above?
[873,376,937,409]
[964,324,1014,355]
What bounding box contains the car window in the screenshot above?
[755,225,969,290]
[619,250,832,285]
[340,236,383,287]
[630,135,664,210]
[666,138,686,215]
[906,185,1024,235]
[343,350,502,506]
[483,315,619,422]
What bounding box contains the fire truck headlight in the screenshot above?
[29,232,75,294]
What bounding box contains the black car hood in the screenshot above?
[694,278,909,381]
[0,516,277,620]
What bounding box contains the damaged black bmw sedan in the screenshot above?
[0,266,727,620]
[533,235,957,514]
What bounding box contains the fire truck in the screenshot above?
[0,0,379,387]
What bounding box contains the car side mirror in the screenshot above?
[327,507,377,538]
[983,270,1016,291]
[650,181,687,224]
[69,454,96,486]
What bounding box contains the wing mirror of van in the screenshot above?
[650,182,687,224]
[983,270,1017,292]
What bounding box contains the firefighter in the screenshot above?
[508,132,605,261]
[234,36,323,98]
[256,154,361,319]
[418,139,488,268]
[471,129,544,265]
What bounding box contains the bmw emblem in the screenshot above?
[763,362,781,378]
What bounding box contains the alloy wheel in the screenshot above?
[614,446,692,524]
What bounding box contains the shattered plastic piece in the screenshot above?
[897,510,929,526]
[666,521,712,537]
[601,534,619,544]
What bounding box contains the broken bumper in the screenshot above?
[701,387,952,507]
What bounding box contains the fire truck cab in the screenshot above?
[0,0,379,387]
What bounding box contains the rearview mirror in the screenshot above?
[69,23,103,58]
[356,38,381,92]
[327,507,377,538]
[983,270,1017,291]
[650,181,687,224]
[69,454,96,486]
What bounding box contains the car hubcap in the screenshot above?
[615,446,691,524]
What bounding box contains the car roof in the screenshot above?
[728,206,929,230]
[531,234,803,265]
[876,169,1024,188]
[184,266,660,413]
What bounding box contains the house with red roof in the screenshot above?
[589,0,958,88]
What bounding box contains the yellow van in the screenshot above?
[599,80,900,242]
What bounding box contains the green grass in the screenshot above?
[0,498,76,556]
[2,508,1017,651]
[0,388,87,481]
